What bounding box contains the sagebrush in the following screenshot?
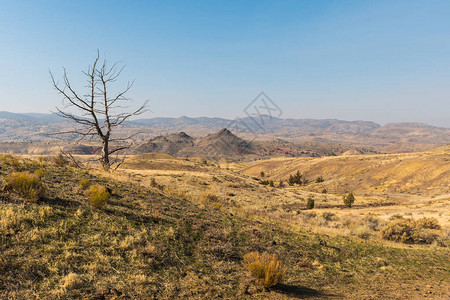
[86,184,110,208]
[243,251,286,288]
[4,170,45,202]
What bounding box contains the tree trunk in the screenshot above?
[102,139,110,171]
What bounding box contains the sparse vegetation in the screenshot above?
[242,252,286,288]
[0,153,448,298]
[316,176,324,183]
[4,170,45,202]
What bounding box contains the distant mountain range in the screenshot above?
[0,111,449,153]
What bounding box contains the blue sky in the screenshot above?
[1,0,449,127]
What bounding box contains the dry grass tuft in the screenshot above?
[4,170,45,201]
[243,251,286,288]
[63,273,82,290]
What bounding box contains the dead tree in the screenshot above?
[50,51,148,171]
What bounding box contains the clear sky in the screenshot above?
[1,0,449,127]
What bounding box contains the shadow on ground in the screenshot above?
[273,283,339,299]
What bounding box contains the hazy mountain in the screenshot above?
[0,111,448,153]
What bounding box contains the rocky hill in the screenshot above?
[135,129,261,160]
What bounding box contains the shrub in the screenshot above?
[416,217,441,229]
[364,215,379,231]
[321,212,336,221]
[4,171,45,202]
[343,193,355,208]
[53,153,69,167]
[0,155,21,171]
[79,179,91,190]
[243,252,286,288]
[380,218,441,244]
[389,214,403,220]
[321,188,327,194]
[316,176,324,183]
[380,219,415,243]
[306,197,315,209]
[269,180,274,187]
[288,171,302,185]
[87,184,110,208]
[353,225,372,240]
[150,178,157,187]
[260,171,265,177]
[278,180,284,188]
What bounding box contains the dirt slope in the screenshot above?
[241,146,450,196]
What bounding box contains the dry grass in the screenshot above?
[63,273,83,290]
[4,170,45,201]
[2,154,447,298]
[243,252,286,288]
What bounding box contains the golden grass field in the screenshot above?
[1,148,449,299]
[113,146,450,240]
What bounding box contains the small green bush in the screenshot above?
[243,252,286,288]
[343,193,355,208]
[269,180,274,187]
[4,170,46,202]
[316,176,324,183]
[87,184,110,208]
[288,171,302,185]
[321,188,327,194]
[306,197,315,209]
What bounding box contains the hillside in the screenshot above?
[241,146,450,196]
[1,154,449,298]
[133,129,375,160]
[135,132,195,156]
